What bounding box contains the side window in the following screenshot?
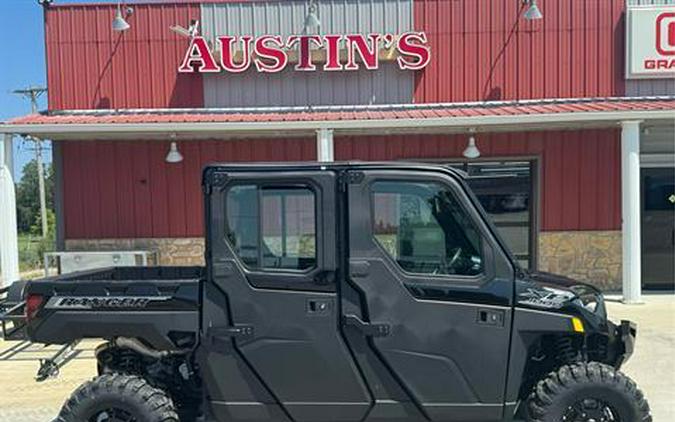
[226,184,317,271]
[372,181,484,277]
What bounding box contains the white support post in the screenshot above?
[316,128,334,162]
[0,134,20,287]
[621,121,642,304]
[2,134,13,177]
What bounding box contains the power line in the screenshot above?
[13,86,49,239]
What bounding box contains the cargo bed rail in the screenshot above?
[0,282,28,341]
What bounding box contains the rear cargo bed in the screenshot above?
[24,266,204,350]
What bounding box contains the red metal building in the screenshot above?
[2,0,674,293]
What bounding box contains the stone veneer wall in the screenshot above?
[538,231,622,291]
[67,231,623,291]
[65,238,205,266]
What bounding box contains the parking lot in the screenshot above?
[0,294,672,422]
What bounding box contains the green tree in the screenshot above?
[15,160,55,234]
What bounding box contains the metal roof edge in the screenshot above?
[33,96,675,117]
[2,108,673,137]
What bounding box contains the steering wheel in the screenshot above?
[447,247,463,269]
[430,248,464,275]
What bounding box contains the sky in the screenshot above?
[0,1,49,179]
[0,0,119,180]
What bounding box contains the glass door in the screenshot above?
[641,167,675,289]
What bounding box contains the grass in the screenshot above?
[18,234,54,273]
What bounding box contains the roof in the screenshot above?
[2,97,674,140]
[205,160,467,176]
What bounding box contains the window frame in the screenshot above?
[224,181,320,276]
[366,174,499,288]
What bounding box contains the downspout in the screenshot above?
[0,134,20,288]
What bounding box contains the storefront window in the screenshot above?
[450,161,534,269]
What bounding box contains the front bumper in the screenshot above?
[609,319,637,368]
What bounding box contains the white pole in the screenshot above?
[35,138,48,238]
[316,129,334,162]
[621,120,642,304]
[0,134,20,287]
[3,134,13,177]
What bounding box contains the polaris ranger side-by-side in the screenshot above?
[0,163,650,422]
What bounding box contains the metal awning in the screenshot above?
[1,97,673,141]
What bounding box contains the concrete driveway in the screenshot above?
[605,293,675,421]
[0,294,672,421]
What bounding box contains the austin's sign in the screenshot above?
[178,32,431,73]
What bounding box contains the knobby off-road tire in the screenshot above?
[527,362,651,422]
[57,373,179,422]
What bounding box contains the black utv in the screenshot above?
[0,163,650,422]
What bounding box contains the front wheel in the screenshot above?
[57,373,179,422]
[526,362,651,422]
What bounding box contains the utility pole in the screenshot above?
[13,86,48,239]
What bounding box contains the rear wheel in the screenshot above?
[526,362,651,422]
[57,373,179,422]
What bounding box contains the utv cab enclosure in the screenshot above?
[2,162,649,422]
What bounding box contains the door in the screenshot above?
[641,167,675,288]
[343,169,515,422]
[201,168,370,422]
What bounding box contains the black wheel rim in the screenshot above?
[562,398,621,422]
[89,408,137,422]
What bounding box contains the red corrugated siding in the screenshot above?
[413,0,626,102]
[62,138,317,239]
[45,4,203,110]
[335,129,621,231]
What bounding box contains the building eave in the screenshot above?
[2,97,673,141]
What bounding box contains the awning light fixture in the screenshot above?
[523,0,543,20]
[112,3,133,32]
[303,0,321,34]
[463,130,480,159]
[165,141,184,163]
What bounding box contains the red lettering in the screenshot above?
[323,35,344,71]
[218,36,253,73]
[287,35,323,71]
[396,32,431,71]
[643,58,675,70]
[345,34,381,70]
[254,35,288,73]
[178,36,219,73]
[660,59,675,69]
[179,32,432,73]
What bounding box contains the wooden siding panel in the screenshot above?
[148,142,171,238]
[62,138,317,239]
[413,0,626,102]
[62,133,619,238]
[335,129,621,231]
[45,4,203,110]
[115,142,136,238]
[130,142,153,238]
[61,143,85,239]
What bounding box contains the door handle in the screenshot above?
[477,309,505,327]
[209,324,255,340]
[342,314,391,337]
